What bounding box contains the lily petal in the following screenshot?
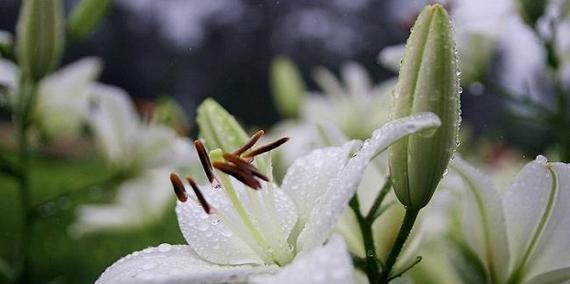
[90,84,139,165]
[450,156,510,282]
[513,160,570,279]
[36,57,101,138]
[71,169,173,236]
[297,112,441,251]
[527,267,570,284]
[250,235,355,284]
[175,182,265,265]
[281,141,358,230]
[96,244,273,284]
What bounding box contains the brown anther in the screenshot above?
[170,173,188,202]
[194,140,215,183]
[244,137,290,158]
[233,130,264,156]
[186,176,212,214]
[223,153,269,182]
[213,161,262,189]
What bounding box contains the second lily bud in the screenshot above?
[389,4,461,210]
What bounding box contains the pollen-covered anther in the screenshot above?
[222,153,269,182]
[186,176,212,214]
[212,161,262,190]
[170,173,188,202]
[233,130,264,156]
[194,140,216,183]
[243,137,290,158]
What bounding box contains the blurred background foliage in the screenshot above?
[0,0,568,282]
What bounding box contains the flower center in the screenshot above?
[170,130,294,265]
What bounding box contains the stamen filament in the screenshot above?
[170,173,188,202]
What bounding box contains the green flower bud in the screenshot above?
[516,0,547,27]
[270,56,306,118]
[151,97,189,135]
[389,4,460,210]
[196,98,249,152]
[67,0,112,41]
[16,0,64,81]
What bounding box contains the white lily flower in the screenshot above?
[96,111,441,283]
[450,155,570,283]
[270,62,394,174]
[0,57,101,139]
[70,85,195,236]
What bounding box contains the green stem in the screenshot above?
[15,101,31,284]
[366,178,392,221]
[379,208,420,283]
[13,76,37,284]
[350,195,381,283]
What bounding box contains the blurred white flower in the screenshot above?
[381,0,547,96]
[271,62,394,173]
[449,155,570,283]
[0,57,102,139]
[70,85,196,236]
[96,111,441,283]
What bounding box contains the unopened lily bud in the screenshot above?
[67,0,112,41]
[270,56,306,118]
[516,0,547,27]
[196,98,249,152]
[16,0,64,81]
[389,4,460,210]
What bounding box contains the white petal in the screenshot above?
[250,235,355,284]
[37,58,102,138]
[520,161,570,279]
[341,62,372,100]
[131,125,196,171]
[378,44,405,72]
[334,207,365,258]
[70,169,174,236]
[450,156,510,282]
[527,267,570,284]
[90,84,139,165]
[0,58,18,91]
[313,66,344,99]
[96,244,273,284]
[281,141,358,228]
[175,185,264,265]
[297,112,442,251]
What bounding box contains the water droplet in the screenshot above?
[158,243,172,253]
[535,155,548,165]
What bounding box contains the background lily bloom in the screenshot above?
[0,57,101,140]
[448,155,570,283]
[269,61,394,177]
[70,85,195,236]
[96,101,441,282]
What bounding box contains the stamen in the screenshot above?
[194,140,215,183]
[213,161,262,189]
[170,173,188,202]
[244,137,290,158]
[233,130,264,156]
[223,153,269,181]
[186,176,212,214]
